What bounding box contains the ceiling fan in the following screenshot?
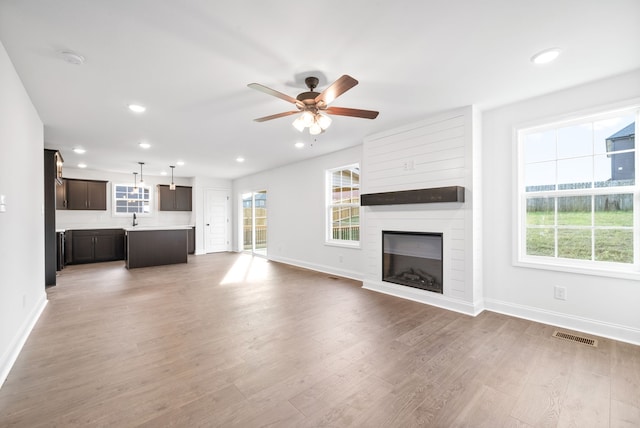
[248,75,379,135]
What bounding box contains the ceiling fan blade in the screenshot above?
[253,111,299,122]
[315,75,358,106]
[324,106,379,119]
[248,83,299,104]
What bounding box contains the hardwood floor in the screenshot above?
[1,252,639,427]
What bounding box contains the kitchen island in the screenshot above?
[125,226,191,269]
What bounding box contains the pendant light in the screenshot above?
[132,171,139,191]
[138,162,145,185]
[169,165,176,190]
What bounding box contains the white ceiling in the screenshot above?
[1,0,639,180]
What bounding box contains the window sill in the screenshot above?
[325,240,361,249]
[112,213,153,218]
[514,258,640,281]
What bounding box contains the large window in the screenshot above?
[518,106,638,273]
[113,184,151,215]
[326,164,360,245]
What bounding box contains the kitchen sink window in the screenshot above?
[113,183,152,215]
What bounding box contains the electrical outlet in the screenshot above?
[402,160,415,171]
[554,286,567,300]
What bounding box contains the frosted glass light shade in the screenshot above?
[292,116,306,132]
[317,113,332,130]
[301,111,314,126]
[309,123,322,135]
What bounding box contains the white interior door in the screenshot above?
[204,189,229,253]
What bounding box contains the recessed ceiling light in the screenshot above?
[73,147,86,154]
[128,104,146,113]
[160,171,167,176]
[531,48,561,65]
[139,142,151,149]
[294,142,305,148]
[176,160,185,166]
[236,157,245,163]
[59,50,85,65]
[78,163,87,168]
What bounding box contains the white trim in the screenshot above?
[485,297,640,346]
[362,280,485,317]
[268,254,363,282]
[514,258,640,281]
[324,240,361,249]
[0,293,47,389]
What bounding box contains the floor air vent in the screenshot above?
[552,330,598,347]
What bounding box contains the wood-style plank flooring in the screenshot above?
[1,253,639,427]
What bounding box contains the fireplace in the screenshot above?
[382,231,443,294]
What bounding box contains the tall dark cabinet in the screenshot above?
[44,149,62,286]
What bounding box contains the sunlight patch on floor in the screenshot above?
[220,253,269,285]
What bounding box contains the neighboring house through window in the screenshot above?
[518,105,638,275]
[326,164,360,246]
[113,183,151,215]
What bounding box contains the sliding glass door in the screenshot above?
[242,190,267,256]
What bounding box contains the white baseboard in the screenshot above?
[0,293,48,389]
[363,280,485,316]
[484,298,640,346]
[268,255,364,282]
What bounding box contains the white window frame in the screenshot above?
[112,183,152,216]
[515,103,640,279]
[326,163,361,248]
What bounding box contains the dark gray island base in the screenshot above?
[126,227,188,269]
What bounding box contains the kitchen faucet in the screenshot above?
[132,213,138,226]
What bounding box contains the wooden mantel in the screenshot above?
[360,186,465,206]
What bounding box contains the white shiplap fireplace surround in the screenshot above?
[362,106,484,316]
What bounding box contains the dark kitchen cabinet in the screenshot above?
[66,229,125,264]
[44,149,62,286]
[60,178,108,210]
[158,185,192,211]
[55,180,66,210]
[188,226,195,254]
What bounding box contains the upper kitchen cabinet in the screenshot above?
[60,178,108,210]
[158,185,192,211]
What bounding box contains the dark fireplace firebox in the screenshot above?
[382,231,443,294]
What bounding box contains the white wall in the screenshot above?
[232,146,363,280]
[482,69,640,344]
[0,40,48,386]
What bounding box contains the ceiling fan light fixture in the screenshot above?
[317,113,332,130]
[292,116,306,132]
[309,122,323,135]
[301,111,315,127]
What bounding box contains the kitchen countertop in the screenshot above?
[124,225,194,232]
[57,225,194,232]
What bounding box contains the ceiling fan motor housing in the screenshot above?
[296,76,321,110]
